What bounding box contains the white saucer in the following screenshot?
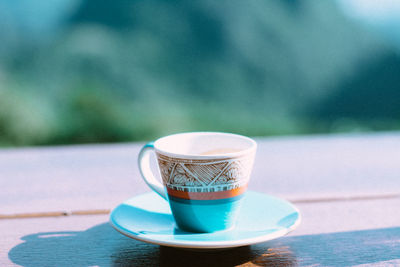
[109,191,301,249]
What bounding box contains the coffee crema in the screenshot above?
[199,148,242,155]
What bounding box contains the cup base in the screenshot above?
[175,223,236,234]
[169,197,243,233]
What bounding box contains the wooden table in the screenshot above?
[1,133,400,266]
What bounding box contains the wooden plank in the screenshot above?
[1,198,400,266]
[1,132,400,214]
[251,133,400,198]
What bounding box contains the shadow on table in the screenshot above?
[8,223,400,267]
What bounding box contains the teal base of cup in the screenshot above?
[168,196,244,233]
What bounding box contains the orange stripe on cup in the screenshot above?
[166,185,247,200]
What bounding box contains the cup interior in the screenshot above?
[154,132,256,158]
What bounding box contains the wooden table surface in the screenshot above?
[1,133,400,266]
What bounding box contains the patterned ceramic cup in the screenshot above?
[138,132,257,233]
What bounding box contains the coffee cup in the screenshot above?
[138,132,256,232]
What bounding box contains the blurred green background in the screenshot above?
[1,0,400,146]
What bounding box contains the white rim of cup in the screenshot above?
[153,131,257,159]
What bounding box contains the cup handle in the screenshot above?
[138,142,167,200]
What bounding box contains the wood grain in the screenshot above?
[0,209,110,219]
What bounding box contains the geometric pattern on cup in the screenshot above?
[156,153,254,193]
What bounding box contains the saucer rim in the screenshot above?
[109,191,301,249]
